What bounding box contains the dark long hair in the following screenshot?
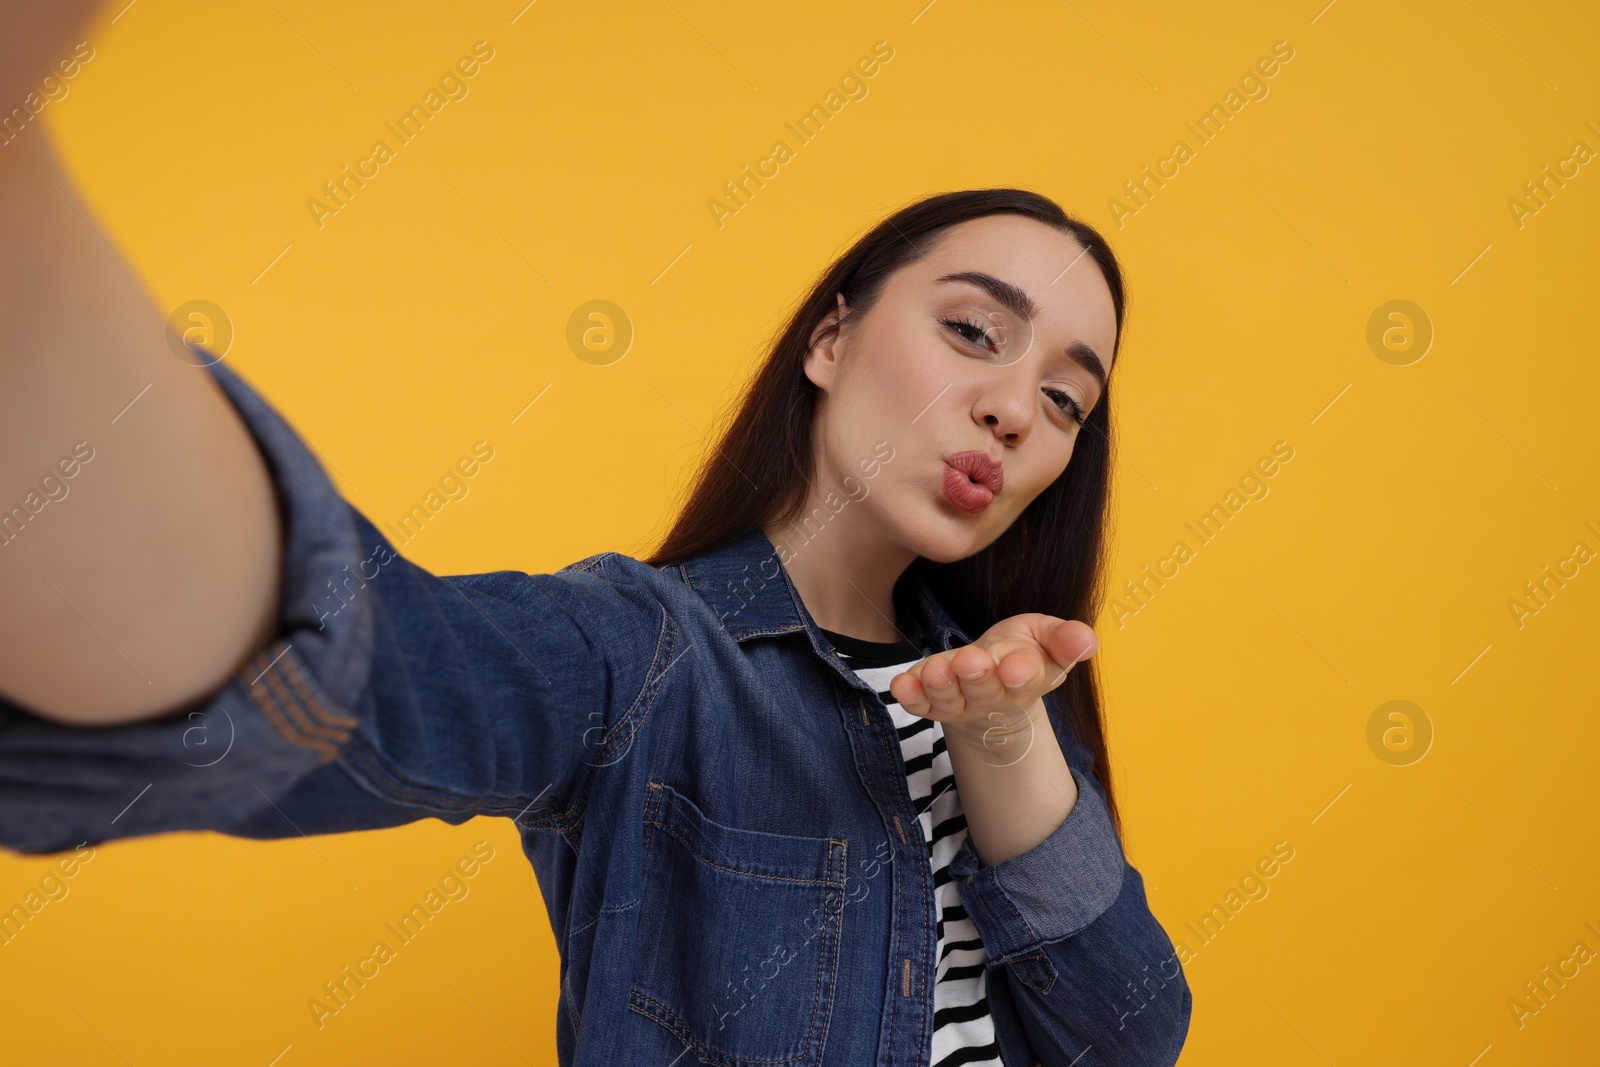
[644,188,1131,837]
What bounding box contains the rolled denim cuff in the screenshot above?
[202,357,377,709]
[949,761,1126,969]
[0,356,374,854]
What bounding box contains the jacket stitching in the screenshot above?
[1000,948,1056,994]
[402,566,603,823]
[322,722,562,815]
[732,623,809,641]
[331,739,553,816]
[240,651,307,751]
[258,655,351,749]
[589,604,674,768]
[982,864,1051,961]
[628,789,846,1064]
[280,652,359,731]
[806,851,834,1062]
[629,991,815,1066]
[641,786,847,887]
[627,845,843,1066]
[243,650,341,762]
[520,597,678,837]
[566,894,637,940]
[318,574,673,825]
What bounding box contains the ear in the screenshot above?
[803,292,851,392]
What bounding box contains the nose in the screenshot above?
[971,365,1038,445]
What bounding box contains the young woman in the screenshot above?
[0,5,1190,1065]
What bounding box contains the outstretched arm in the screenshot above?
[891,619,1193,1063]
[0,5,676,860]
[0,0,283,725]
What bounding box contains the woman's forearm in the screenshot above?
[944,697,1078,868]
[0,0,102,115]
[0,98,283,726]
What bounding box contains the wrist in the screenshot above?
[946,697,1049,757]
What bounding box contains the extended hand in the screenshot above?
[886,614,1097,755]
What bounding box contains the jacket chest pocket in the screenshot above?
[629,780,848,1067]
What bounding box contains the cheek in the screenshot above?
[1014,439,1076,511]
[836,341,940,447]
[1056,433,1078,471]
[1048,436,1078,484]
[873,335,946,399]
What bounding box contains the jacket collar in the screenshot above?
[670,526,972,676]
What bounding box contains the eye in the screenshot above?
[939,314,999,352]
[1046,388,1088,426]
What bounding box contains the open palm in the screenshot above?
[887,613,1097,750]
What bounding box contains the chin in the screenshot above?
[896,505,998,565]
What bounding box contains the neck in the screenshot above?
[762,505,918,644]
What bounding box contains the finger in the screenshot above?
[887,671,932,716]
[993,644,1049,700]
[1036,616,1097,678]
[918,654,969,718]
[1004,646,1075,699]
[891,663,952,718]
[949,645,1006,708]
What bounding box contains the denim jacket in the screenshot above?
[0,359,1191,1066]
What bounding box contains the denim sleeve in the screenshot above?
[0,359,669,856]
[949,691,1193,1065]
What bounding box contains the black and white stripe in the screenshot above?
[824,629,1003,1067]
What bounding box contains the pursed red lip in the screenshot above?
[942,450,1003,513]
[944,450,1003,493]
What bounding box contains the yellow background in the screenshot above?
[3,0,1598,1062]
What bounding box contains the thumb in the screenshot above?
[1039,616,1097,678]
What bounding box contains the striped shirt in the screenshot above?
[821,625,1004,1067]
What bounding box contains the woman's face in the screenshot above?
[804,213,1118,564]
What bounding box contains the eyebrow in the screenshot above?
[935,270,1110,392]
